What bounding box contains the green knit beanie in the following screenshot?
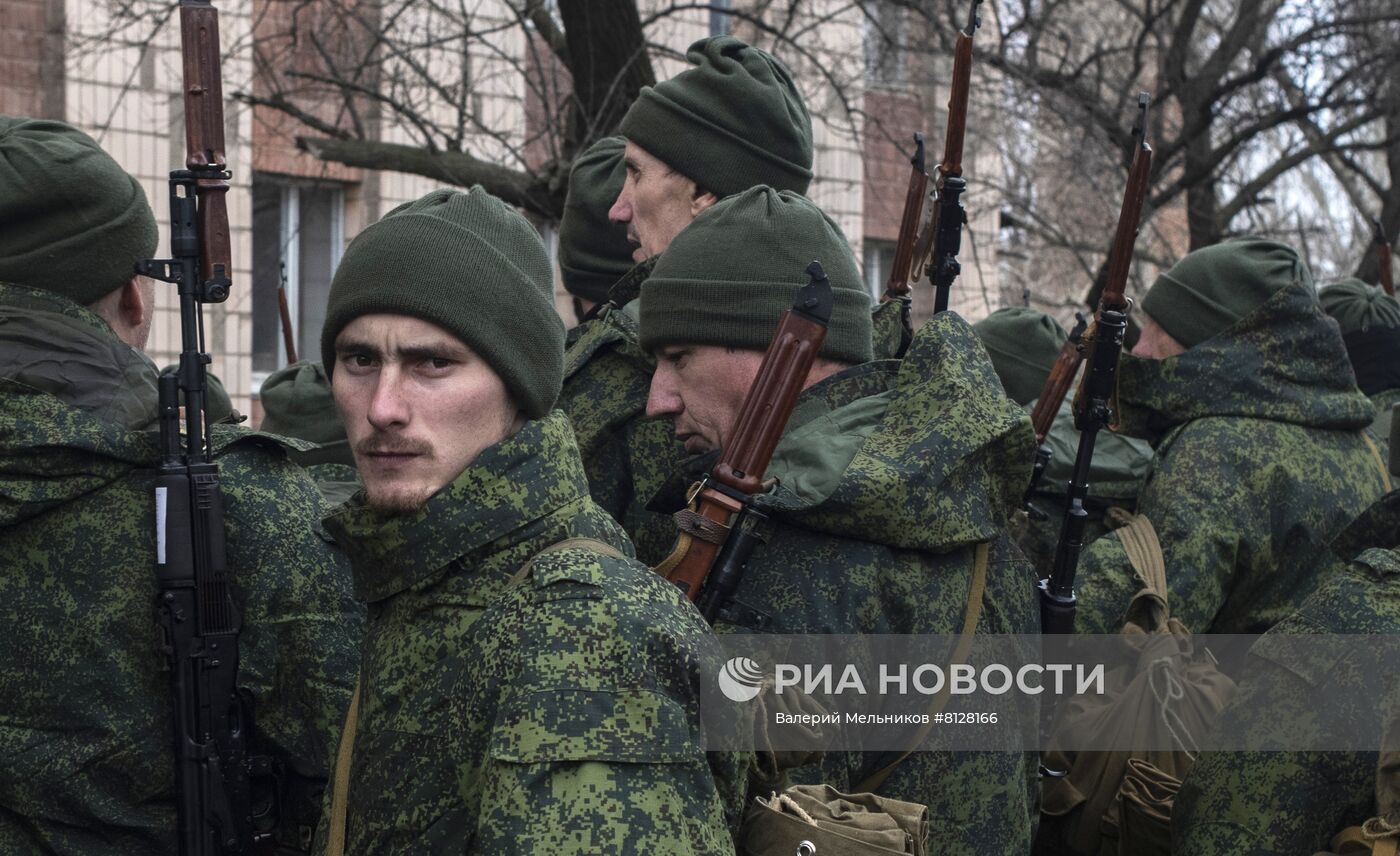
[558,136,633,304]
[258,360,346,445]
[1141,237,1311,349]
[1319,277,1400,335]
[639,187,872,364]
[0,115,158,304]
[972,307,1068,406]
[319,187,564,418]
[619,35,813,197]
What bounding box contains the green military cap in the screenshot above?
[1140,237,1312,350]
[0,115,158,304]
[1319,277,1400,335]
[619,35,813,196]
[972,307,1068,406]
[258,360,346,445]
[639,186,872,365]
[1320,277,1400,397]
[558,136,633,304]
[319,186,564,418]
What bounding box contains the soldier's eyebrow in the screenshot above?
[335,337,379,359]
[396,342,470,363]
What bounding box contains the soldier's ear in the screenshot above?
[690,189,719,218]
[118,276,151,331]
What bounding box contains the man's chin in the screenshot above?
[363,482,437,516]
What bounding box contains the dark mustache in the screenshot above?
[355,434,432,457]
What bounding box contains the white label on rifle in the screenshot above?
[155,486,167,565]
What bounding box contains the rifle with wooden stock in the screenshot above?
[1373,217,1395,297]
[137,2,275,851]
[1039,92,1153,635]
[657,262,833,624]
[907,0,982,315]
[1024,312,1087,513]
[878,135,928,352]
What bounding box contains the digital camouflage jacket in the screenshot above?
[316,411,742,855]
[652,313,1042,855]
[1367,386,1400,463]
[0,284,362,855]
[1173,489,1400,855]
[1072,282,1388,635]
[558,259,685,566]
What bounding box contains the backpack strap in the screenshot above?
[852,540,990,794]
[326,536,625,853]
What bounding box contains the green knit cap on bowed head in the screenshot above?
[258,360,346,445]
[0,115,159,304]
[1319,277,1400,335]
[1140,237,1313,350]
[639,187,873,364]
[972,307,1068,406]
[319,187,564,418]
[619,35,813,197]
[558,136,634,304]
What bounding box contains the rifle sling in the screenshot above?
[1362,432,1393,494]
[325,537,624,855]
[853,540,989,794]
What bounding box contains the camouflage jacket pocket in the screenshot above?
[488,688,699,764]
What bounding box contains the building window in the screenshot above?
[863,3,908,86]
[251,175,345,381]
[709,0,731,36]
[863,238,897,300]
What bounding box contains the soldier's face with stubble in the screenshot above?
[332,313,521,514]
[646,343,767,454]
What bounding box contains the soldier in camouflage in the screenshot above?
[0,115,361,854]
[558,35,814,565]
[259,360,360,506]
[557,136,634,328]
[972,306,1154,580]
[1173,485,1400,854]
[312,186,742,854]
[1320,277,1400,454]
[1072,238,1390,636]
[640,187,1041,854]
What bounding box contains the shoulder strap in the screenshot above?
[1114,513,1170,629]
[853,540,990,794]
[1362,432,1393,494]
[508,536,626,586]
[325,680,362,856]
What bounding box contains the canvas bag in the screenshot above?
[1039,513,1237,856]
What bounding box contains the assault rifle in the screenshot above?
[138,2,273,852]
[1039,93,1153,635]
[1373,217,1394,297]
[658,262,832,624]
[909,0,982,314]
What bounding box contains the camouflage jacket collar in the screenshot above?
[1116,282,1375,442]
[604,255,658,309]
[324,411,594,603]
[0,282,161,431]
[654,313,1036,553]
[561,263,654,383]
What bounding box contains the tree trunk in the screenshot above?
[557,0,655,154]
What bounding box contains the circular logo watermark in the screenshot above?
[718,656,765,702]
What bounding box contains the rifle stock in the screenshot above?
[911,0,982,314]
[1038,92,1153,635]
[661,263,833,621]
[1029,313,1087,446]
[882,134,927,302]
